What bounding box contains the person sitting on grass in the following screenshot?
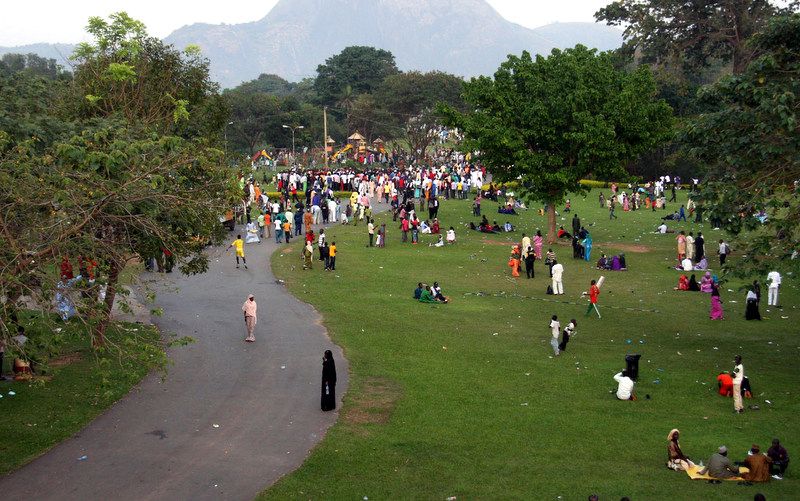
[431,282,450,303]
[688,274,701,291]
[614,370,635,400]
[413,282,424,300]
[666,429,695,471]
[446,227,457,244]
[700,271,714,292]
[431,235,445,247]
[431,218,440,234]
[767,438,789,479]
[717,371,734,396]
[698,446,739,482]
[674,274,689,291]
[741,444,773,483]
[419,286,436,303]
[504,221,514,232]
[557,226,572,239]
[420,220,432,234]
[491,221,502,232]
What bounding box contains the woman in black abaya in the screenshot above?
[321,350,337,411]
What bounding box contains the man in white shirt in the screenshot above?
[614,370,635,400]
[732,355,745,413]
[551,261,564,295]
[657,223,668,234]
[767,271,782,306]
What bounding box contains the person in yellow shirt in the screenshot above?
[282,220,292,243]
[226,234,247,269]
[328,242,337,271]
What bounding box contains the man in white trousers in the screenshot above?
[767,270,781,307]
[551,260,564,295]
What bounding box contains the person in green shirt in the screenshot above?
[419,286,436,303]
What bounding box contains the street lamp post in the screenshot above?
[282,124,304,166]
[224,121,234,161]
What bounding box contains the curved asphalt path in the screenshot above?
[0,224,347,500]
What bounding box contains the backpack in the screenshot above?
[546,285,554,295]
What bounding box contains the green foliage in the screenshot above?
[0,53,71,80]
[683,14,800,277]
[441,46,673,239]
[314,46,400,107]
[596,0,782,74]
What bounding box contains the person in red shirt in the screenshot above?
[717,372,734,396]
[585,279,601,318]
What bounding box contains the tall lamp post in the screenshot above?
[224,121,234,161]
[282,124,304,166]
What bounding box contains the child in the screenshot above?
[226,234,248,269]
[329,241,337,270]
[549,315,560,356]
[559,319,576,352]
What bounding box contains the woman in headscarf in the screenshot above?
[666,429,695,471]
[688,274,700,291]
[745,287,761,320]
[700,271,713,293]
[674,275,689,291]
[583,231,593,262]
[321,350,337,411]
[710,281,724,320]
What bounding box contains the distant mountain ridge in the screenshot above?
[1,0,623,89]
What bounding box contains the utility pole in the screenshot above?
[323,106,329,169]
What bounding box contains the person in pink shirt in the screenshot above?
[242,294,258,342]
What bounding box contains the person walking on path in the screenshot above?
[242,294,257,342]
[585,279,601,318]
[549,315,561,356]
[732,355,745,414]
[226,235,248,269]
[321,350,337,411]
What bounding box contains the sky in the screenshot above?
[0,0,613,46]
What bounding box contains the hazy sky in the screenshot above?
[0,0,613,46]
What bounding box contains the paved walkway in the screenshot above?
[0,227,346,500]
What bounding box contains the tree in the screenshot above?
[595,0,788,75]
[683,14,800,277]
[441,46,673,242]
[314,46,399,107]
[376,71,465,156]
[0,13,233,347]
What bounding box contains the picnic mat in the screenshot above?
[685,464,749,481]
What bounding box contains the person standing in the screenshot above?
[732,355,745,414]
[318,229,327,261]
[242,294,257,342]
[551,260,564,295]
[328,241,337,270]
[694,232,705,263]
[609,198,618,219]
[571,214,581,237]
[767,270,782,307]
[585,279,601,318]
[524,246,535,279]
[686,232,695,261]
[549,315,561,356]
[558,319,576,352]
[710,281,724,320]
[321,350,337,411]
[367,219,375,247]
[718,239,730,266]
[226,235,248,269]
[745,287,761,320]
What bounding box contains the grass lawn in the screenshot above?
[0,314,161,475]
[265,188,799,500]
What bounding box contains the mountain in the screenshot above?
[165,0,623,88]
[0,43,76,69]
[0,1,623,89]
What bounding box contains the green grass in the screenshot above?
[0,315,161,474]
[265,189,799,500]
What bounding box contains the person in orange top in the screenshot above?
[303,210,313,231]
[717,372,734,396]
[585,279,601,318]
[508,245,521,277]
[327,241,337,271]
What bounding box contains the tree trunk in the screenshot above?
[93,259,120,348]
[546,204,557,244]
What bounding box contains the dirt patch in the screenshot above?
[49,352,83,368]
[280,247,294,254]
[342,377,402,433]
